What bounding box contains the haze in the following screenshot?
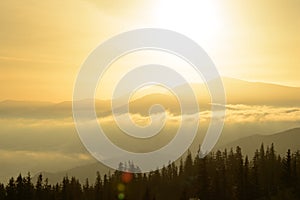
[0,0,299,183]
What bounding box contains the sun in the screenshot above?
[154,0,225,48]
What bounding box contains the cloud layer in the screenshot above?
[1,103,300,182]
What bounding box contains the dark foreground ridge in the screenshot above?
[0,144,300,200]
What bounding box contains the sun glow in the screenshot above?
[154,0,225,48]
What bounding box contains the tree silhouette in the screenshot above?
[1,144,300,200]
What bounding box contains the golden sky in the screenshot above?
[0,0,299,102]
[1,0,300,183]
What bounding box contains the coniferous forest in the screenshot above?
[1,144,300,200]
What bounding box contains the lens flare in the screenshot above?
[121,172,133,183]
[117,183,125,191]
[118,193,125,200]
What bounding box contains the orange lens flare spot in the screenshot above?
[121,172,133,183]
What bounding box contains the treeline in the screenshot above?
[1,144,300,200]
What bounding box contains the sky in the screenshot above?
[0,0,300,181]
[0,0,299,102]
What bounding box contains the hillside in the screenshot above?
[33,127,300,184]
[219,127,300,157]
[1,77,300,118]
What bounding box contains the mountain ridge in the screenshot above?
[219,127,300,157]
[1,77,300,119]
[33,127,300,184]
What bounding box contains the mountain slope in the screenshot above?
[33,127,300,184]
[33,162,111,185]
[219,127,300,157]
[2,77,300,119]
[222,77,300,106]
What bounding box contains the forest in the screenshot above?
[0,144,300,200]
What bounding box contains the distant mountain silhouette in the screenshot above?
[1,77,300,118]
[33,162,111,185]
[222,77,300,106]
[219,127,300,157]
[33,127,300,184]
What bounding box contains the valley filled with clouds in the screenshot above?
[1,78,299,182]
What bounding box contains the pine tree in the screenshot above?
[0,183,6,200]
[0,145,299,200]
[6,177,17,200]
[35,174,43,200]
[15,174,23,199]
[243,156,251,200]
[282,149,292,186]
[94,172,103,200]
[62,176,70,200]
[24,173,34,200]
[142,187,151,200]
